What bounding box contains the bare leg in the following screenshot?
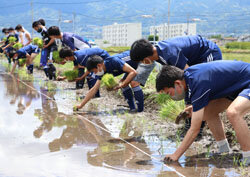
[226,96,250,151]
[203,98,232,141]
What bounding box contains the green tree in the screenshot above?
[148,35,159,41]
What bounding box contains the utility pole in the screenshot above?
[31,0,34,38]
[167,0,170,39]
[187,13,190,35]
[73,13,76,34]
[58,11,61,29]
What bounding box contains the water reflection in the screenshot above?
[0,65,245,177]
[2,74,39,115]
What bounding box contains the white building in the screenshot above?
[102,23,142,46]
[150,23,196,40]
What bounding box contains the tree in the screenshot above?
[148,35,159,41]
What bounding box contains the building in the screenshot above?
[102,23,142,46]
[150,23,196,40]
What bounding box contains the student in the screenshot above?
[74,51,144,112]
[15,24,31,46]
[32,20,57,80]
[47,26,91,50]
[130,35,223,137]
[48,26,91,88]
[9,44,40,74]
[156,61,250,165]
[59,47,110,96]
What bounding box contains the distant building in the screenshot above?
[150,23,196,40]
[102,23,142,46]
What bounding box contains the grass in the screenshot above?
[222,52,250,63]
[103,46,130,54]
[225,42,250,50]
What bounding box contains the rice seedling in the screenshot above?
[101,73,118,90]
[13,43,23,50]
[53,51,64,63]
[63,69,79,81]
[159,99,185,121]
[18,58,26,67]
[8,36,17,43]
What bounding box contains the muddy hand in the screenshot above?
[163,155,178,164]
[73,105,79,111]
[175,111,189,124]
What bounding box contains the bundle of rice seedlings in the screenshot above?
[53,51,64,63]
[63,70,79,81]
[2,37,7,42]
[155,93,171,105]
[13,43,23,50]
[18,58,26,67]
[8,36,17,43]
[32,37,43,48]
[159,99,185,121]
[101,73,118,90]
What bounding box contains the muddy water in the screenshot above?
[0,63,245,177]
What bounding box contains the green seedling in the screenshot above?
[101,73,118,90]
[53,51,64,63]
[18,58,26,67]
[155,93,171,105]
[63,70,79,81]
[159,99,185,121]
[2,37,7,42]
[13,43,23,50]
[8,36,17,43]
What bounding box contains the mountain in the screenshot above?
[0,0,250,39]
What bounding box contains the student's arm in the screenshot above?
[19,33,24,45]
[164,108,204,161]
[114,63,137,89]
[43,38,56,49]
[25,33,31,46]
[76,80,101,109]
[78,64,85,69]
[75,70,90,81]
[2,43,11,50]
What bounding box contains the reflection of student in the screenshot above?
[87,117,152,170]
[156,61,250,165]
[33,86,58,138]
[75,51,144,112]
[15,81,40,115]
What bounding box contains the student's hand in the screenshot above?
[184,105,193,117]
[163,154,179,164]
[60,61,66,65]
[73,105,81,111]
[43,45,48,49]
[175,111,189,124]
[113,83,123,90]
[75,77,82,81]
[57,76,66,81]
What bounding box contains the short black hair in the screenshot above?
[2,28,8,33]
[130,39,154,62]
[8,27,14,31]
[15,24,23,30]
[48,26,60,36]
[156,65,184,92]
[38,19,45,26]
[9,49,17,59]
[59,47,73,58]
[86,55,104,71]
[32,21,41,28]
